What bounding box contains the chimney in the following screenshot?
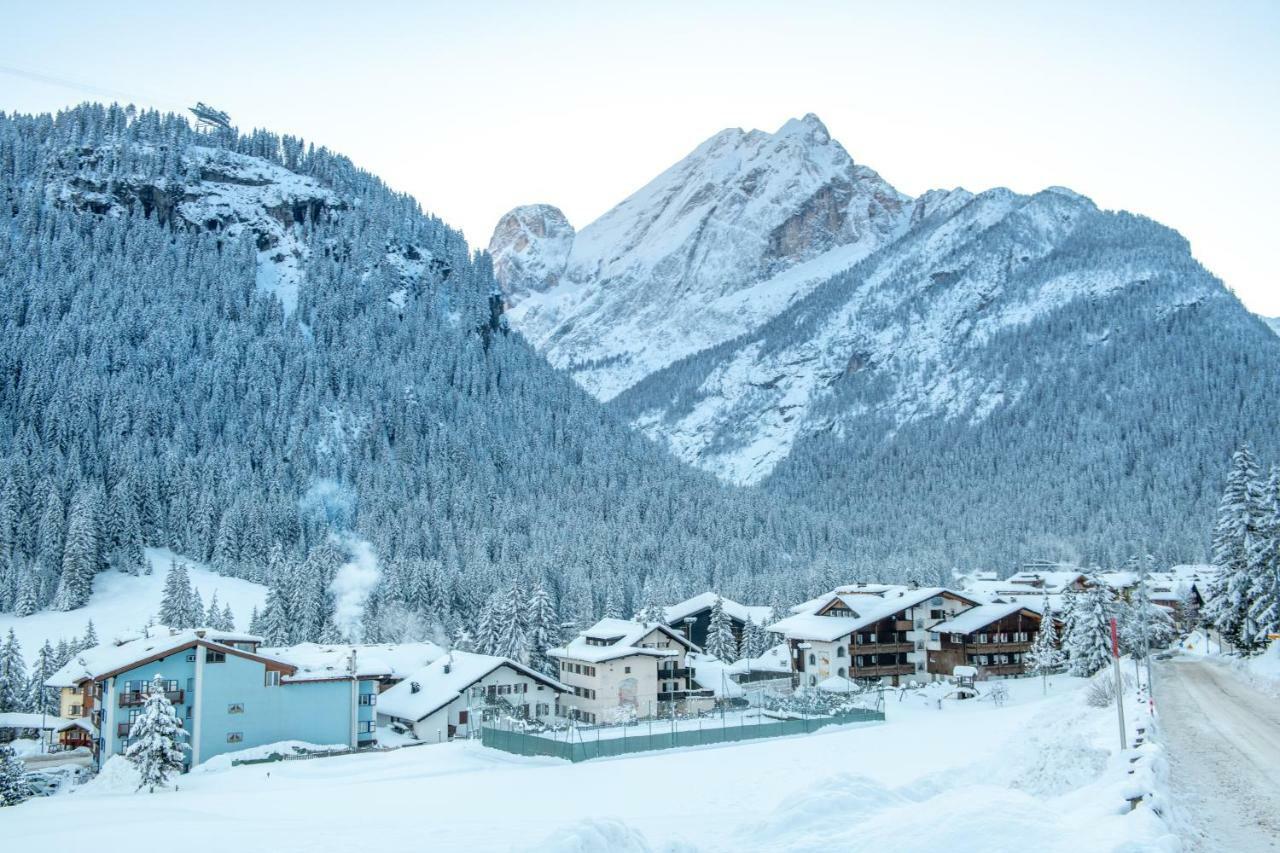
[195,629,206,639]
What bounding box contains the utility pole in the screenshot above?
[1110,617,1127,750]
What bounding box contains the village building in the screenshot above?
[663,592,773,649]
[45,626,380,769]
[549,619,709,723]
[376,651,567,742]
[769,586,981,687]
[925,602,1049,677]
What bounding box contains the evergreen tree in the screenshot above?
[55,486,100,610]
[601,587,622,620]
[525,583,561,676]
[0,630,26,712]
[1246,467,1280,646]
[1066,578,1114,676]
[1206,445,1266,648]
[26,640,59,716]
[1026,598,1063,686]
[125,673,189,791]
[741,617,769,660]
[247,606,263,637]
[1121,577,1177,655]
[472,593,500,656]
[205,593,222,629]
[704,596,737,661]
[492,584,530,662]
[219,603,236,632]
[633,578,666,624]
[158,560,194,628]
[82,619,99,648]
[0,745,29,807]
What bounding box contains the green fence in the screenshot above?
[481,708,883,762]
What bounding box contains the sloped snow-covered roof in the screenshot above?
[770,587,974,641]
[663,593,772,626]
[45,627,266,688]
[929,602,1039,635]
[550,618,697,663]
[261,642,445,683]
[376,651,566,723]
[1005,570,1086,591]
[0,712,70,731]
[686,653,744,699]
[727,643,793,675]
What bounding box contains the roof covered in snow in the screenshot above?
[771,587,975,641]
[375,651,566,723]
[45,627,268,688]
[261,642,445,683]
[726,643,793,675]
[929,602,1039,635]
[550,618,698,663]
[0,712,70,731]
[663,593,772,626]
[686,653,744,699]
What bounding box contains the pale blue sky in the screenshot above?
[4,1,1278,312]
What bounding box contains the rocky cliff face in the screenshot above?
[489,114,912,400]
[488,204,575,301]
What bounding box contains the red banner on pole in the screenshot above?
[1110,617,1121,658]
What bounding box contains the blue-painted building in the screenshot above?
[48,628,378,769]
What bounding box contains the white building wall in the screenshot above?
[384,664,561,742]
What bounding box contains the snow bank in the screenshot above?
[194,741,350,773]
[77,756,143,795]
[525,818,660,853]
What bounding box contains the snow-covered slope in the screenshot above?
[1264,315,1280,337]
[492,114,911,399]
[0,548,266,654]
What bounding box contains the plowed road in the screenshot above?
[1156,658,1280,851]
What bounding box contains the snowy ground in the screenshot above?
[0,548,267,654]
[1156,653,1280,851]
[1,675,1177,852]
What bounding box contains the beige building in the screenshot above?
[549,619,707,723]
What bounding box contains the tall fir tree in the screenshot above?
[0,630,26,712]
[1246,466,1280,646]
[158,560,194,628]
[1206,445,1266,648]
[0,745,29,807]
[525,583,561,677]
[1066,578,1114,676]
[704,596,737,661]
[26,640,59,716]
[1025,598,1063,686]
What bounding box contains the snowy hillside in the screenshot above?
[0,548,266,655]
[492,114,911,399]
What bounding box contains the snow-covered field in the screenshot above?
[0,548,267,654]
[1,676,1177,852]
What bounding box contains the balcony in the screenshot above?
[849,664,915,678]
[969,642,1031,653]
[119,690,184,708]
[116,723,133,738]
[657,688,715,702]
[853,642,914,655]
[658,667,690,680]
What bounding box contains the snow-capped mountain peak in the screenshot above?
[491,114,913,399]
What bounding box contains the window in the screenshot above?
[869,633,877,644]
[856,655,864,667]
[357,721,375,733]
[227,732,243,744]
[835,646,846,658]
[808,675,816,687]
[855,634,863,645]
[930,609,945,620]
[624,666,631,674]
[264,671,281,687]
[359,693,377,706]
[914,619,924,629]
[227,703,244,714]
[69,704,82,716]
[186,705,193,719]
[206,650,226,663]
[535,703,549,716]
[807,653,816,665]
[977,634,988,644]
[186,653,196,662]
[837,667,846,678]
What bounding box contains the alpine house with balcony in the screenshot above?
[548,619,710,723]
[769,585,980,687]
[45,626,379,769]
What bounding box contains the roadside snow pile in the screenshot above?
[77,756,143,795]
[193,741,350,773]
[528,818,671,853]
[1243,641,1280,696]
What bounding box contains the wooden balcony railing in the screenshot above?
[119,690,184,708]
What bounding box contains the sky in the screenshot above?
[3,1,1278,313]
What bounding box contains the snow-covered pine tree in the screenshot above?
[219,603,235,632]
[1121,577,1176,655]
[525,583,561,676]
[1206,445,1266,649]
[1245,466,1280,647]
[189,588,204,629]
[26,640,59,716]
[633,579,666,625]
[491,584,530,663]
[205,593,222,629]
[601,587,622,620]
[82,619,98,649]
[1025,598,1063,687]
[472,594,500,656]
[1066,579,1114,677]
[741,617,768,660]
[125,673,189,791]
[0,630,26,712]
[704,596,737,661]
[54,485,101,610]
[247,606,263,637]
[0,745,29,807]
[158,560,193,628]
